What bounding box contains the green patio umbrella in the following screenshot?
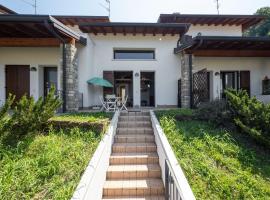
[87,77,113,87]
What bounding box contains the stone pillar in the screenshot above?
[65,42,79,112]
[180,52,192,108]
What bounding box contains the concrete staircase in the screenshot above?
[102,112,165,200]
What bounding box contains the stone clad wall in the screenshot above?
[65,43,79,111]
[180,52,191,108]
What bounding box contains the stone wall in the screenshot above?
[65,43,79,112]
[180,52,191,108]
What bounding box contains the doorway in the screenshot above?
[44,67,57,96]
[220,71,237,98]
[140,72,155,107]
[114,71,133,107]
[5,65,30,102]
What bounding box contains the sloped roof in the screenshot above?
[79,22,190,36]
[158,14,266,30]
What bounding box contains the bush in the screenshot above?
[0,94,15,134]
[7,87,62,139]
[194,99,233,127]
[225,89,270,146]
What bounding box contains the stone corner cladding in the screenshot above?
[180,53,191,108]
[65,43,79,111]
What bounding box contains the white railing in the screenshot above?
[71,111,119,200]
[150,110,196,200]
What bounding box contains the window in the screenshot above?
[114,50,155,60]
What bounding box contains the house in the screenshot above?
[0,5,269,111]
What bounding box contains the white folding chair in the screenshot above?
[99,96,108,111]
[120,95,128,111]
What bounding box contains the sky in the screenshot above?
[1,0,269,22]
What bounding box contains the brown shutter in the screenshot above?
[6,65,30,102]
[240,71,250,96]
[103,71,114,97]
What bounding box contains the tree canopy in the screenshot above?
[245,7,270,36]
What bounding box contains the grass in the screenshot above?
[0,112,109,200]
[155,109,270,200]
[50,112,112,123]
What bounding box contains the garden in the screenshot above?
[0,88,111,199]
[155,89,270,199]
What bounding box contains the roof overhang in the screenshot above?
[78,22,190,36]
[0,4,17,14]
[0,14,87,46]
[158,14,266,30]
[175,36,270,57]
[54,15,109,25]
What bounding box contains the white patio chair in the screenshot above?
[120,95,128,111]
[107,100,117,112]
[99,96,108,111]
[105,94,117,112]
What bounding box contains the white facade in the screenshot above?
[0,23,270,107]
[193,57,270,103]
[187,25,243,37]
[0,47,61,103]
[77,34,181,107]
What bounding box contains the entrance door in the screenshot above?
[140,72,155,107]
[44,67,57,96]
[220,71,237,98]
[114,71,133,107]
[5,65,30,101]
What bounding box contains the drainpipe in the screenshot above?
[44,19,67,112]
[189,54,193,108]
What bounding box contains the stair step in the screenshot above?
[120,112,150,116]
[112,143,157,153]
[103,179,164,196]
[118,116,151,122]
[110,152,159,165]
[102,196,165,200]
[107,164,161,179]
[114,135,155,143]
[117,128,153,135]
[118,121,152,128]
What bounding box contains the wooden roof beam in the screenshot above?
[0,38,61,47]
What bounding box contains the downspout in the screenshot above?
[189,54,193,108]
[44,19,67,112]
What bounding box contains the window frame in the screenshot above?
[113,49,155,60]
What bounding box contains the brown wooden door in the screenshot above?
[6,65,30,101]
[240,71,250,96]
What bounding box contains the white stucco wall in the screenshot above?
[77,34,182,107]
[0,47,60,103]
[187,25,242,37]
[193,57,270,102]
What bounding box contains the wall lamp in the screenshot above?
[30,67,37,72]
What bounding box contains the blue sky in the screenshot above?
[1,0,269,22]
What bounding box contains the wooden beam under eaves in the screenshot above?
[0,38,62,47]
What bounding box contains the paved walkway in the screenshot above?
[102,111,165,200]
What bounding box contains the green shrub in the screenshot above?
[0,94,15,134]
[7,87,62,139]
[194,99,233,127]
[225,89,270,146]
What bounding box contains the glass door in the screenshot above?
[44,67,57,96]
[220,71,236,98]
[140,72,155,107]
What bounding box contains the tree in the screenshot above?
[245,7,270,36]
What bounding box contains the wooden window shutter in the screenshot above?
[103,71,114,97]
[240,71,250,96]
